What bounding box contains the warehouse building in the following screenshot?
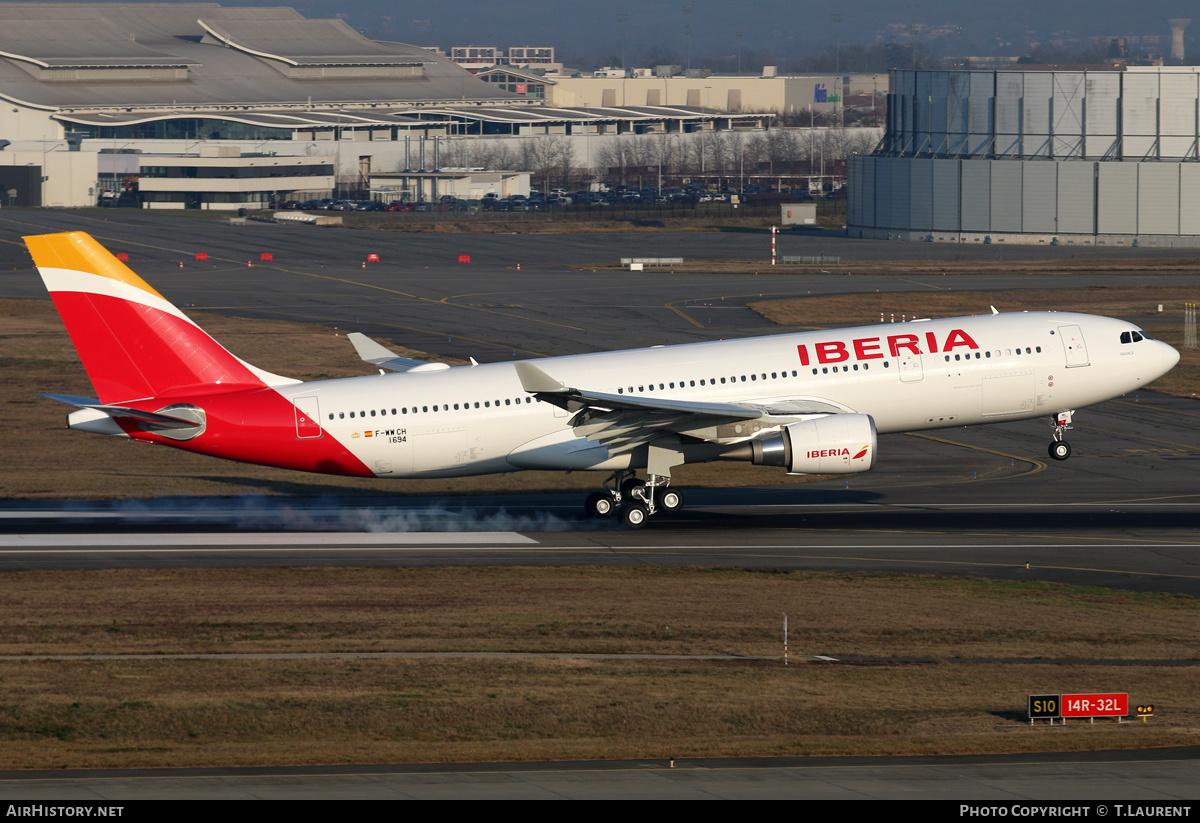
[849,66,1200,246]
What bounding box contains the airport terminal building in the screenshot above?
[849,66,1200,246]
[0,3,761,208]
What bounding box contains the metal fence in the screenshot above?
[337,199,847,224]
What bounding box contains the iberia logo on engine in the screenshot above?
[808,446,870,459]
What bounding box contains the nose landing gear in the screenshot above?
[1049,411,1074,461]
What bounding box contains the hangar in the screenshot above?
[849,66,1200,246]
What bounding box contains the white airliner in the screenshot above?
[27,231,1180,527]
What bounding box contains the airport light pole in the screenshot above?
[681,4,694,71]
[831,13,842,74]
[831,14,843,128]
[617,13,629,105]
[617,13,629,68]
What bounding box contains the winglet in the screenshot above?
[514,361,566,393]
[346,332,434,372]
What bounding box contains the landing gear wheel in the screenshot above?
[1049,441,1072,461]
[622,503,649,529]
[660,488,684,513]
[621,478,646,500]
[585,492,615,518]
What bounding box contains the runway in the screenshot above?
[2,748,1199,800]
[1,391,1196,593]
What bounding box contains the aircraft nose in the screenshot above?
[1160,340,1181,375]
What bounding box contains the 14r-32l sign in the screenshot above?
[1029,692,1128,720]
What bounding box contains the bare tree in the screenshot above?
[520,135,576,191]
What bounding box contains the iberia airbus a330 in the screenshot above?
[27,231,1180,528]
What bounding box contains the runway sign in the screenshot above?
[1029,692,1128,720]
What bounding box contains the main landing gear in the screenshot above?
[585,470,683,528]
[1048,411,1074,461]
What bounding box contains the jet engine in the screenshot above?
[738,413,877,475]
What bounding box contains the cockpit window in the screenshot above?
[1120,331,1145,344]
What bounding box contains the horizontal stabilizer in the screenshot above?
[347,332,438,373]
[40,394,201,428]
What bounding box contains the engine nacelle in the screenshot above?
[747,413,877,475]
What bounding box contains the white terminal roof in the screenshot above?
[0,3,518,110]
[196,17,422,66]
[0,3,748,134]
[0,17,194,68]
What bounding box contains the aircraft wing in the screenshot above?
[514,361,843,455]
[347,332,438,372]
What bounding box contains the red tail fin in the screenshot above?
[25,231,296,404]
